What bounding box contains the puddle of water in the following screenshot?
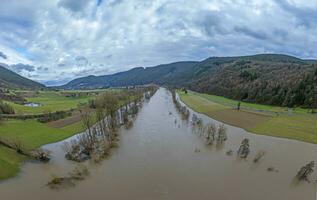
[24,102,41,107]
[1,88,317,200]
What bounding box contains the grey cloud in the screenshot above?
[0,51,7,59]
[10,63,35,73]
[274,0,317,27]
[234,26,269,40]
[75,56,89,66]
[199,11,227,37]
[58,0,93,13]
[58,63,66,67]
[37,66,49,71]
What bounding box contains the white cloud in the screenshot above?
[0,0,316,85]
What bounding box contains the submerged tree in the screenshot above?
[217,124,227,144]
[253,150,265,163]
[63,87,157,163]
[296,161,314,182]
[81,111,94,143]
[204,123,217,145]
[31,148,51,162]
[237,138,250,159]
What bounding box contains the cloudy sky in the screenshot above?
[0,0,317,85]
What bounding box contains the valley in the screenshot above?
[0,54,316,199]
[1,1,317,199]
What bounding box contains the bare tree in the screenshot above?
[296,161,314,182]
[217,124,227,144]
[204,123,217,145]
[237,138,250,159]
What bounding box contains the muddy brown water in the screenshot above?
[1,88,317,200]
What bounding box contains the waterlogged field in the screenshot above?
[179,91,317,144]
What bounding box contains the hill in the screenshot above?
[0,64,45,89]
[60,61,199,89]
[61,54,317,108]
[187,54,317,108]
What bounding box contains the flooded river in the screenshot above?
[1,88,317,200]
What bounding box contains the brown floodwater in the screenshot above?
[1,88,317,200]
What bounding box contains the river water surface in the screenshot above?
[1,88,317,200]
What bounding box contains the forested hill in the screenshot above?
[0,64,45,89]
[187,54,317,108]
[61,54,317,108]
[60,61,199,89]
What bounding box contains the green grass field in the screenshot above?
[0,119,78,180]
[250,114,317,144]
[0,146,26,180]
[6,91,95,114]
[191,91,310,114]
[0,119,76,149]
[178,91,317,144]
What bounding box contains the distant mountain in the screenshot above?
[0,64,45,89]
[61,54,317,108]
[60,61,199,89]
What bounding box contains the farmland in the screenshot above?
[178,90,317,144]
[4,90,100,114]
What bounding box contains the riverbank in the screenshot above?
[0,119,80,180]
[178,91,317,144]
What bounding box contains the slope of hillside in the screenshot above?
[0,64,45,89]
[188,54,317,108]
[61,61,199,89]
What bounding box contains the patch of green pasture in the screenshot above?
[0,118,81,180]
[7,91,94,114]
[61,111,97,134]
[0,146,25,180]
[250,114,317,144]
[61,120,85,134]
[178,92,228,114]
[0,119,75,150]
[188,91,309,114]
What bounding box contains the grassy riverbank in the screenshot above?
[0,119,77,180]
[0,146,26,180]
[178,91,317,144]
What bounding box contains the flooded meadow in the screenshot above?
[1,88,317,200]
